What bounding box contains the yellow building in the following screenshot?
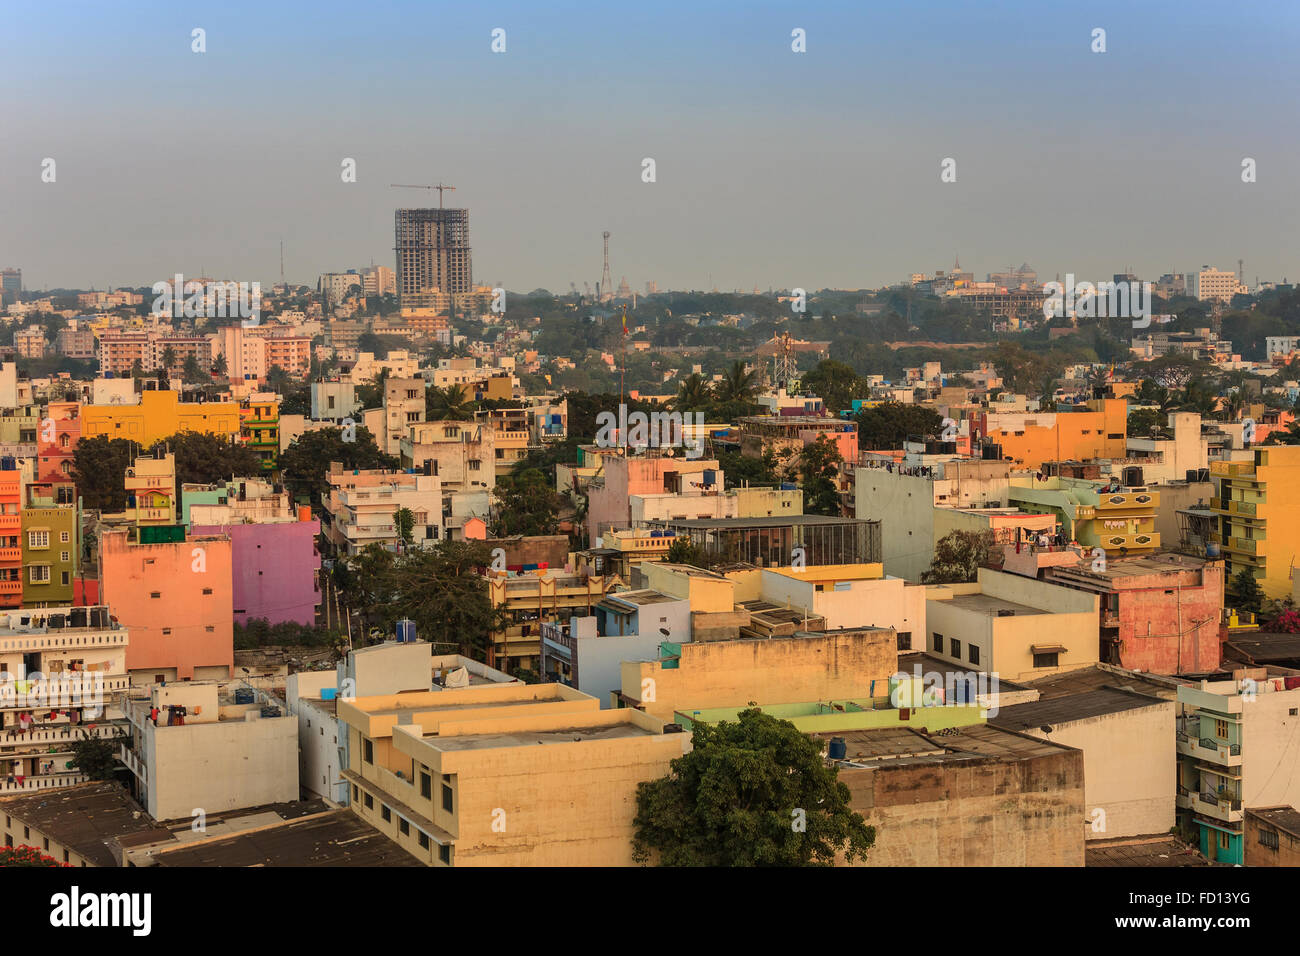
[123,451,177,529]
[336,683,684,866]
[1010,476,1160,556]
[487,571,615,670]
[80,389,241,445]
[983,398,1128,470]
[1211,446,1300,599]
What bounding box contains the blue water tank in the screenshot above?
[321,687,338,701]
[827,737,847,760]
[396,619,417,643]
[1206,542,1221,559]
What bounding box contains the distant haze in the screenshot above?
[2,0,1296,292]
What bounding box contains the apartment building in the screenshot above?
[238,396,279,472]
[311,380,360,422]
[380,376,425,457]
[488,570,615,671]
[31,400,78,507]
[1009,474,1160,557]
[1039,553,1224,674]
[586,454,723,545]
[0,462,20,609]
[1187,267,1245,303]
[1176,671,1300,864]
[13,326,46,359]
[119,681,297,820]
[975,399,1128,471]
[399,420,495,494]
[925,568,1099,683]
[98,528,234,683]
[1210,445,1300,599]
[337,682,683,865]
[20,506,77,607]
[0,606,130,796]
[81,390,241,445]
[323,464,442,556]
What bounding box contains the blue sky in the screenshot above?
[2,0,1297,292]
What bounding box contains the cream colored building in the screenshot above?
[619,629,897,722]
[925,568,1099,682]
[400,420,496,494]
[337,682,685,865]
[382,376,426,457]
[991,687,1176,841]
[758,564,927,648]
[119,681,297,821]
[324,465,443,555]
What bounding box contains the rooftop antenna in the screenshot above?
[280,241,285,288]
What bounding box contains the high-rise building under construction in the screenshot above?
[394,208,472,301]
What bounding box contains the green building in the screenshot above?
[21,505,78,606]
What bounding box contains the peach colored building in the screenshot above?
[0,464,20,609]
[98,528,234,683]
[585,453,722,546]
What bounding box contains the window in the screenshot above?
[420,772,432,799]
[62,850,68,862]
[399,819,409,836]
[352,785,358,801]
[442,783,453,813]
[1219,831,1230,851]
[418,831,430,849]
[363,739,373,764]
[60,551,69,563]
[438,844,451,864]
[150,591,160,599]
[969,644,980,665]
[896,631,911,651]
[381,805,391,823]
[27,531,49,550]
[1215,719,1229,740]
[363,793,373,810]
[60,572,69,586]
[931,632,943,653]
[1260,829,1280,850]
[1033,652,1060,668]
[28,566,50,583]
[202,588,213,595]
[950,638,961,658]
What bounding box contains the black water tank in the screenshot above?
[1123,466,1144,487]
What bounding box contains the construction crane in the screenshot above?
[390,183,457,208]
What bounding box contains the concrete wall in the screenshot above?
[839,740,1086,866]
[1245,813,1300,867]
[192,520,320,626]
[576,632,666,708]
[622,630,897,721]
[759,570,924,638]
[145,712,298,820]
[1009,702,1175,840]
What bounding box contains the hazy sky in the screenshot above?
[3,0,1297,294]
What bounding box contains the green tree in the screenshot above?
[159,345,177,373]
[664,537,709,567]
[279,427,397,506]
[717,449,781,487]
[211,352,229,377]
[673,373,712,412]
[181,354,205,384]
[801,360,869,415]
[266,364,293,394]
[70,436,138,511]
[632,708,875,866]
[151,432,263,485]
[713,360,759,405]
[129,357,144,380]
[796,434,843,516]
[491,468,562,537]
[381,541,502,657]
[1227,566,1264,615]
[393,507,415,545]
[426,383,475,421]
[922,529,996,584]
[1127,407,1168,439]
[855,402,944,450]
[68,730,122,780]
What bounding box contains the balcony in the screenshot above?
[1211,461,1253,479]
[1095,490,1159,510]
[1096,531,1160,550]
[0,547,20,563]
[0,581,22,597]
[1176,734,1243,766]
[1225,536,1258,555]
[1228,500,1258,517]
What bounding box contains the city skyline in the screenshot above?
[3,0,1298,292]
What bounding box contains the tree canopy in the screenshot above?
[632,708,875,866]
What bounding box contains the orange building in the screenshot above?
[977,399,1128,471]
[32,401,80,506]
[0,463,20,608]
[98,528,234,682]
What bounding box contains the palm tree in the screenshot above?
[713,361,758,405]
[674,373,712,412]
[426,384,475,421]
[1178,379,1219,418]
[159,346,177,373]
[212,352,229,377]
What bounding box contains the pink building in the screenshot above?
[192,518,321,626]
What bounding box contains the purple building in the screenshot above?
[192,519,321,626]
